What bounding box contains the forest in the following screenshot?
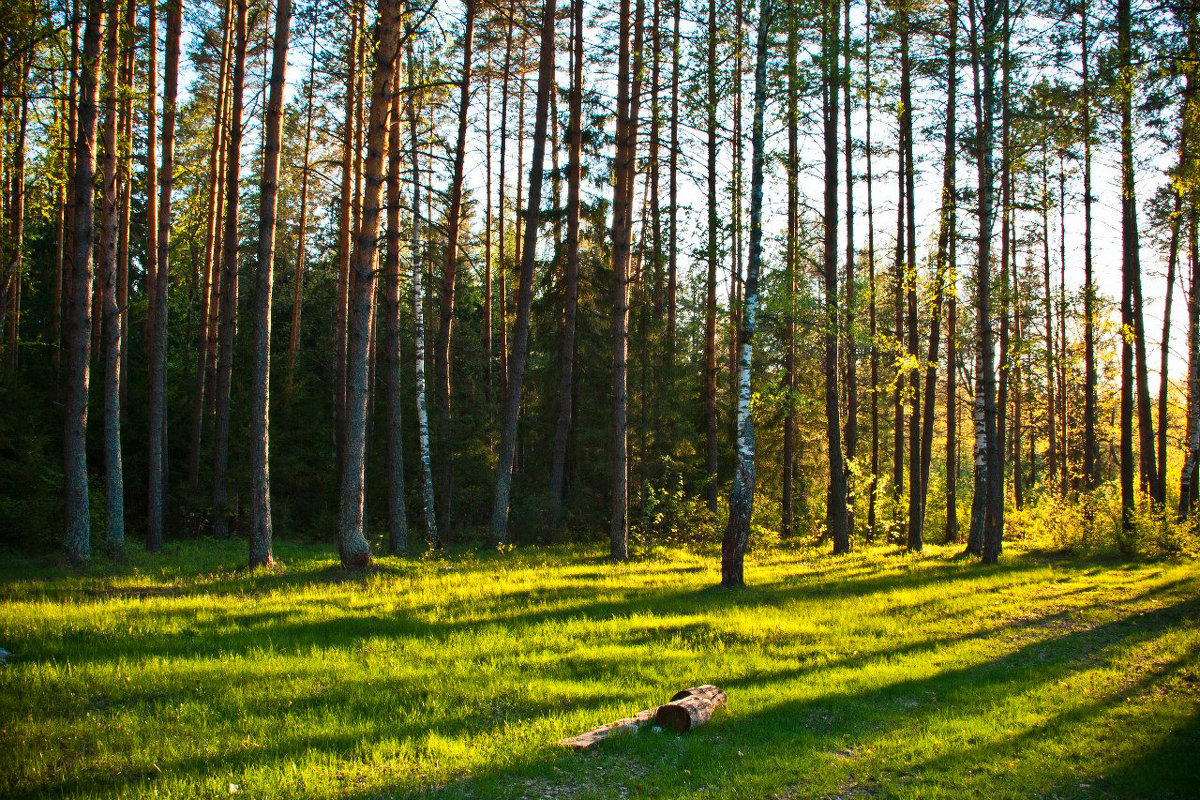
[2,0,1200,795]
[2,0,1197,575]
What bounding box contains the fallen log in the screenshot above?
[655,684,727,733]
[558,685,726,748]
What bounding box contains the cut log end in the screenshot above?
[655,685,727,733]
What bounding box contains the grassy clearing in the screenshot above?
[0,540,1197,799]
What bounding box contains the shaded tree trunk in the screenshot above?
[64,0,105,564]
[491,0,558,543]
[248,0,291,568]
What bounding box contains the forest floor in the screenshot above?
[0,538,1197,800]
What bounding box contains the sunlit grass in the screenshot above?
[0,539,1197,799]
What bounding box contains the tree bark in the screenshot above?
[491,0,557,544]
[148,0,183,551]
[704,0,719,516]
[248,0,291,568]
[722,3,770,587]
[549,0,585,529]
[211,0,247,539]
[100,0,124,553]
[63,0,104,564]
[384,79,407,554]
[338,0,403,570]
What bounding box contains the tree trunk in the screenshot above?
[491,0,557,544]
[188,0,232,491]
[211,0,247,539]
[64,0,104,564]
[722,3,770,587]
[842,0,857,536]
[824,0,850,553]
[148,0,183,551]
[1081,0,1097,498]
[901,11,921,552]
[434,0,476,539]
[335,5,360,475]
[100,0,124,553]
[384,79,407,554]
[920,0,956,538]
[286,36,316,396]
[704,0,719,516]
[248,0,291,568]
[548,0,584,529]
[338,0,402,570]
[1119,0,1138,534]
[865,0,878,539]
[408,44,438,548]
[782,0,798,539]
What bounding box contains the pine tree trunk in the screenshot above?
[1081,1,1097,498]
[491,0,558,544]
[782,0,798,539]
[842,0,857,535]
[211,0,246,539]
[901,12,921,552]
[187,0,232,491]
[337,0,402,570]
[825,0,850,553]
[704,0,719,516]
[434,0,476,538]
[147,0,182,550]
[248,0,291,568]
[286,37,316,396]
[64,0,104,564]
[920,0,956,536]
[100,0,124,553]
[335,6,360,474]
[548,0,584,529]
[865,0,878,540]
[1119,0,1138,535]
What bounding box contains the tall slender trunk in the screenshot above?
[338,0,402,570]
[188,0,232,491]
[148,0,183,550]
[144,0,158,376]
[434,0,476,538]
[100,0,124,553]
[64,0,104,564]
[783,0,798,539]
[842,0,857,532]
[1177,9,1199,517]
[1119,0,1139,533]
[666,0,680,365]
[865,0,879,539]
[55,0,80,382]
[491,0,558,544]
[248,0,291,568]
[609,0,644,561]
[335,5,360,473]
[704,0,719,515]
[407,47,438,548]
[211,0,246,539]
[1081,1,1097,497]
[920,0,956,536]
[3,57,29,371]
[825,0,850,553]
[722,3,770,587]
[1042,149,1057,493]
[901,10,921,552]
[549,0,585,529]
[385,80,407,554]
[287,36,317,394]
[496,4,514,409]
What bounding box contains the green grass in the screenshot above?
[0,539,1197,799]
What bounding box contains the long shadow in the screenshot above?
[323,591,1200,800]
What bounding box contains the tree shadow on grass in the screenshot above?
[328,590,1200,800]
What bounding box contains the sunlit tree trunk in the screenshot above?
[211,0,246,539]
[722,3,770,587]
[384,80,407,554]
[704,0,719,515]
[338,0,402,570]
